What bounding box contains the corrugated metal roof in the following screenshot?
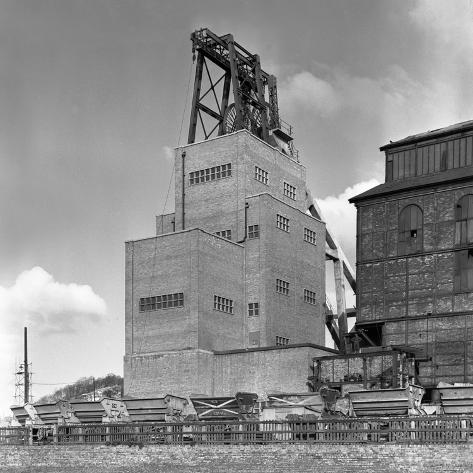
[349,166,473,203]
[380,119,473,151]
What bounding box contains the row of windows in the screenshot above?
[215,229,232,240]
[214,295,234,314]
[139,293,184,312]
[386,135,473,182]
[140,290,317,315]
[398,195,473,255]
[254,166,297,200]
[189,163,232,185]
[276,214,290,232]
[387,195,473,292]
[275,336,290,346]
[212,222,315,243]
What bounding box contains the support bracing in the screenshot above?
[187,28,295,156]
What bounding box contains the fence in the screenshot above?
[0,426,29,445]
[2,417,473,446]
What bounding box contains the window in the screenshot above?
[398,204,423,255]
[213,295,234,314]
[386,135,473,182]
[455,249,473,293]
[276,214,289,232]
[304,289,317,305]
[455,195,473,246]
[304,228,317,245]
[189,163,232,185]
[249,331,260,346]
[248,302,259,316]
[215,230,232,240]
[248,225,260,239]
[275,336,289,346]
[455,195,473,293]
[283,182,296,200]
[276,279,289,295]
[255,166,268,184]
[139,293,184,312]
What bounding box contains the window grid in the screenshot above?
[284,182,296,200]
[248,302,259,316]
[215,230,232,240]
[304,289,317,305]
[276,336,289,346]
[189,163,232,185]
[386,135,473,182]
[255,166,268,185]
[304,228,317,245]
[276,214,289,232]
[213,295,234,314]
[248,224,260,239]
[139,293,184,312]
[276,279,289,295]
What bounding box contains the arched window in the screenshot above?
[455,195,473,246]
[455,195,473,292]
[398,205,423,255]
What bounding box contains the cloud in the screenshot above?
[0,266,107,336]
[410,0,473,49]
[0,267,108,413]
[317,179,381,265]
[279,65,436,146]
[279,71,341,117]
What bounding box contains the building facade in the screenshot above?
[350,120,473,390]
[124,130,331,397]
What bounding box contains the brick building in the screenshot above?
[350,120,473,391]
[124,130,334,397]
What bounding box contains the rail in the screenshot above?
[2,417,473,445]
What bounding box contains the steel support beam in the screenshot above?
[188,51,204,144]
[218,73,232,136]
[334,257,348,353]
[254,54,269,141]
[227,35,244,131]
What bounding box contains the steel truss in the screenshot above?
[188,28,289,147]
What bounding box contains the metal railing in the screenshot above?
[0,426,29,445]
[2,417,473,446]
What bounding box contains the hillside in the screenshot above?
[36,373,123,403]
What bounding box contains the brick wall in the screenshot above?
[125,130,327,397]
[125,229,245,356]
[2,444,473,472]
[355,180,473,386]
[124,344,335,398]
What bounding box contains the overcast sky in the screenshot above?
[2,0,473,416]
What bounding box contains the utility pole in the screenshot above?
[24,327,29,404]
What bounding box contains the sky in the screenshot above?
[2,0,473,416]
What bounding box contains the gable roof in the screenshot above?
[349,166,473,204]
[380,119,473,151]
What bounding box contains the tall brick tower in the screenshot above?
[123,29,342,398]
[124,130,330,397]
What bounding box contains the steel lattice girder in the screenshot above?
[187,28,279,144]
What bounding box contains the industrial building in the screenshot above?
[123,29,351,399]
[350,120,473,394]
